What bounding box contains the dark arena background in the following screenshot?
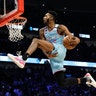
[0,0,96,95]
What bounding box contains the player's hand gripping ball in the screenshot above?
[63,36,80,50]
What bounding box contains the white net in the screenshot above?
[6,17,27,42]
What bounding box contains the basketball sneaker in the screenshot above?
[7,53,25,68]
[84,73,96,88]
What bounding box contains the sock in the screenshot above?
[22,53,30,61]
[80,78,86,84]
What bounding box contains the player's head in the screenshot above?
[43,10,58,24]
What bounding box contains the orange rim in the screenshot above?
[6,16,27,25]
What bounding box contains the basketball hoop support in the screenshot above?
[0,0,24,27]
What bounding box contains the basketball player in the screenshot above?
[7,11,96,88]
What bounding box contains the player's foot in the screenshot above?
[7,53,25,68]
[84,73,96,88]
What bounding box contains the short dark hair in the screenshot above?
[47,10,58,22]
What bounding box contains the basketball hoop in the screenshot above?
[6,16,27,42]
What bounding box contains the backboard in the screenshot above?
[0,0,24,27]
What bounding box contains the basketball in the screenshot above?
[63,36,80,50]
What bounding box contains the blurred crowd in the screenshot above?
[0,64,96,96]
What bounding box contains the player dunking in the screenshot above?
[7,11,96,88]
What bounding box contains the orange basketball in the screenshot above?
[63,36,80,50]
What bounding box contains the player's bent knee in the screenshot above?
[32,38,39,43]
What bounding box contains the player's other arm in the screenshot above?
[39,28,48,55]
[39,28,45,40]
[58,25,80,41]
[57,24,73,37]
[58,24,80,46]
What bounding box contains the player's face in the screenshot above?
[43,13,51,24]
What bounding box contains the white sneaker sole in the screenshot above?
[7,53,25,68]
[86,81,96,88]
[86,73,95,82]
[86,73,96,88]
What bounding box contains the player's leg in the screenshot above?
[54,71,96,88]
[7,38,54,68]
[25,38,54,56]
[54,71,79,87]
[23,38,58,59]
